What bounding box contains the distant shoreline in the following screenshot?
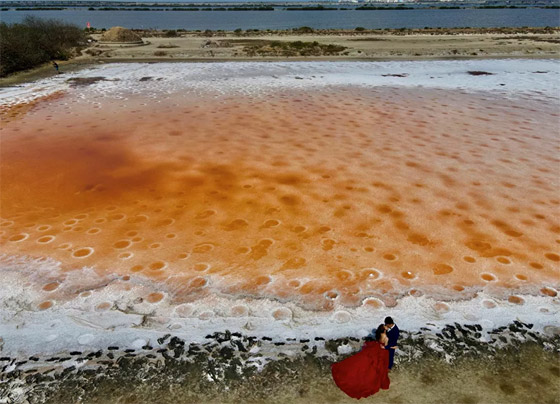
[5,5,559,11]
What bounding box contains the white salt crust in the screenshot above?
[0,254,558,356]
[0,60,559,107]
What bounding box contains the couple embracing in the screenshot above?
[331,317,399,399]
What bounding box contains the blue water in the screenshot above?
[1,8,559,30]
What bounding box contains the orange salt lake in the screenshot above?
[1,86,559,310]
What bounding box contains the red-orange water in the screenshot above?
[1,86,559,310]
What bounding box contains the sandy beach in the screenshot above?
[1,57,559,402]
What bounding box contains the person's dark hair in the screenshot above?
[375,324,386,341]
[384,316,394,325]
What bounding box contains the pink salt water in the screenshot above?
[1,85,559,312]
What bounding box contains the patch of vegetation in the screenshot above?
[164,29,178,37]
[84,48,103,56]
[228,6,273,11]
[154,50,168,56]
[221,39,271,47]
[0,16,86,77]
[292,26,315,34]
[157,43,179,49]
[496,35,560,44]
[244,40,347,57]
[286,5,337,10]
[357,5,413,10]
[350,37,386,42]
[15,7,66,10]
[476,5,526,8]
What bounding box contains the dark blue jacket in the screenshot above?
[385,324,399,349]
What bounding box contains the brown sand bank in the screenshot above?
[86,28,560,61]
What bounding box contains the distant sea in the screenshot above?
[1,8,559,30]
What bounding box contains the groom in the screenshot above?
[384,316,399,370]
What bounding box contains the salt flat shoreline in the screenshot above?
[1,27,559,87]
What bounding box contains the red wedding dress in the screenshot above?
[331,341,390,399]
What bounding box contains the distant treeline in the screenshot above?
[286,6,338,11]
[0,17,85,77]
[356,6,414,10]
[89,6,274,11]
[475,5,528,8]
[15,7,66,10]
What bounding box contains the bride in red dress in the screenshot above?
[331,324,392,399]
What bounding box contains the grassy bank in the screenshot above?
[5,342,559,404]
[0,17,86,77]
[3,323,560,404]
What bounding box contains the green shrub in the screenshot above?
[244,40,346,57]
[355,27,366,32]
[294,26,314,34]
[157,43,179,49]
[164,29,178,37]
[0,16,86,77]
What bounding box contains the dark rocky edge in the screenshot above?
[1,322,559,403]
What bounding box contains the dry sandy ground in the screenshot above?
[85,31,560,61]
